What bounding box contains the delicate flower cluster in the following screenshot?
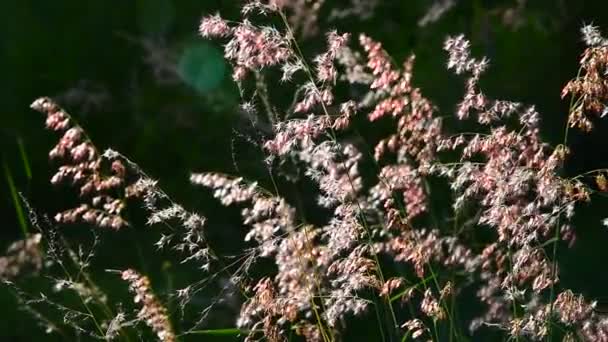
[324,245,376,327]
[190,173,257,205]
[357,35,441,226]
[359,37,441,166]
[300,141,363,207]
[554,290,594,325]
[198,14,231,38]
[421,288,445,320]
[292,32,349,114]
[31,97,130,229]
[191,173,295,256]
[553,290,608,341]
[443,35,491,121]
[581,24,608,48]
[238,277,299,342]
[315,31,350,83]
[264,115,332,156]
[370,164,426,223]
[194,141,371,336]
[402,318,430,340]
[438,36,596,338]
[147,202,210,267]
[121,269,175,342]
[562,25,608,131]
[504,289,608,341]
[274,228,323,321]
[264,104,356,157]
[336,45,375,86]
[387,228,476,278]
[359,34,400,93]
[0,234,42,280]
[198,12,292,81]
[109,173,219,319]
[267,0,326,38]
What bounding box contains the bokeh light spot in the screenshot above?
[178,41,226,93]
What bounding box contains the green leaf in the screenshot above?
[187,328,243,336]
[4,161,28,237]
[17,138,32,180]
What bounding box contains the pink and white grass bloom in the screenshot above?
[23,2,608,341]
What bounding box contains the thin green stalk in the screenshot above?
[254,71,279,125]
[506,245,520,342]
[374,300,388,342]
[563,65,583,146]
[17,138,32,180]
[548,64,583,341]
[4,161,29,237]
[186,328,243,335]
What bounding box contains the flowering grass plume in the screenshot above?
[0,233,42,280]
[563,25,608,131]
[31,97,131,230]
[121,269,175,342]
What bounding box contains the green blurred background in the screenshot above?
[3,0,608,340]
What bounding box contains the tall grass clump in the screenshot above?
[6,1,608,341]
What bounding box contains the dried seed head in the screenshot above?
[121,269,175,342]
